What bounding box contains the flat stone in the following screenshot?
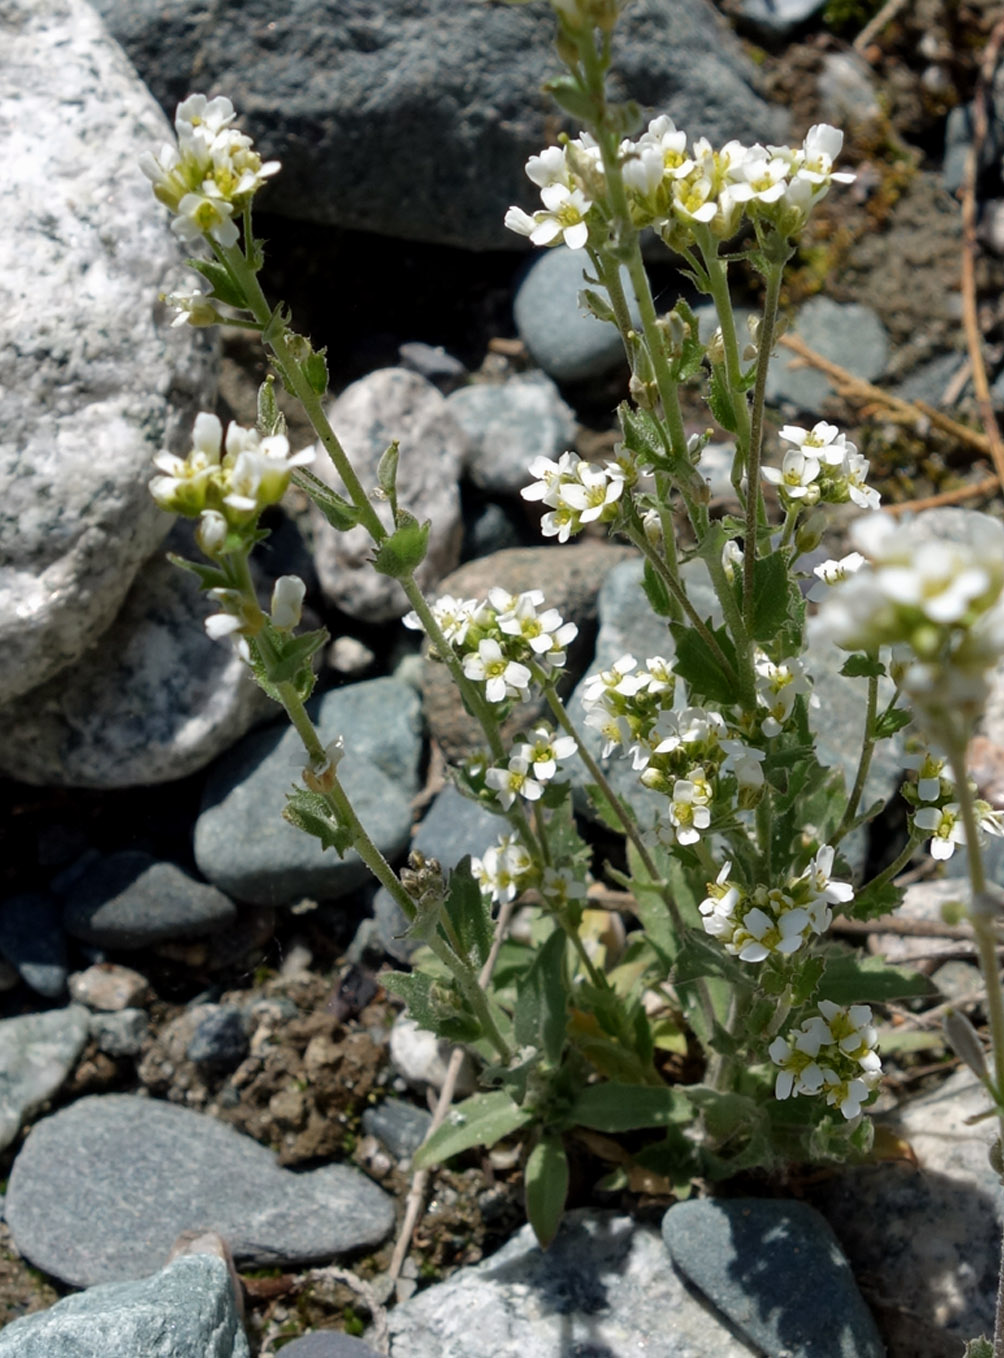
[0,534,272,787]
[513,248,642,383]
[280,1335,381,1358]
[662,1198,883,1358]
[5,1093,396,1287]
[764,297,889,412]
[0,0,217,706]
[90,0,785,250]
[60,851,236,949]
[386,1209,754,1356]
[195,678,422,906]
[67,962,151,1011]
[422,542,633,765]
[309,368,467,621]
[186,1005,249,1069]
[447,372,576,496]
[0,892,68,998]
[0,1006,90,1152]
[89,1008,149,1059]
[0,1252,248,1358]
[812,1068,1004,1355]
[362,1099,432,1161]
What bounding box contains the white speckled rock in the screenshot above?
[309,368,467,621]
[0,0,218,705]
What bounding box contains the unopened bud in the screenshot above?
[196,510,228,559]
[706,328,725,366]
[795,508,827,554]
[270,574,306,631]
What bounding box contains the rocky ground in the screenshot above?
[7,0,1004,1354]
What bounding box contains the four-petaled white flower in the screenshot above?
[462,639,532,704]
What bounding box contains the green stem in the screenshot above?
[425,933,513,1064]
[742,254,786,639]
[694,227,751,462]
[830,665,879,847]
[947,740,1004,1119]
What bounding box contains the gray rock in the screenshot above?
[448,373,576,496]
[0,1006,90,1152]
[90,0,785,250]
[186,1005,249,1069]
[813,1068,1004,1355]
[764,297,889,411]
[0,0,217,706]
[89,1007,149,1058]
[737,0,825,37]
[195,678,422,906]
[662,1198,883,1358]
[0,537,272,787]
[399,342,467,393]
[5,1093,396,1287]
[67,961,150,1011]
[60,851,236,948]
[462,500,525,560]
[280,1334,381,1358]
[895,351,967,407]
[373,784,508,961]
[816,51,882,130]
[362,1099,432,1161]
[386,1209,754,1357]
[310,368,467,621]
[0,1252,249,1358]
[388,1015,476,1096]
[0,892,68,998]
[513,248,641,383]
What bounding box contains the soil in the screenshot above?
[6,3,1004,1353]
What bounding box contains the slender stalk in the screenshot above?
[694,227,751,458]
[830,666,879,847]
[742,254,786,637]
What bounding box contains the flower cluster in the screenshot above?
[763,422,879,513]
[505,117,854,253]
[769,1001,882,1119]
[484,725,578,810]
[901,751,1004,861]
[754,650,814,738]
[404,587,577,705]
[471,834,537,905]
[699,846,853,962]
[150,412,314,531]
[140,94,279,248]
[817,511,1004,734]
[521,451,627,542]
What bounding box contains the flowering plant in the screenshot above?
[142,0,1004,1299]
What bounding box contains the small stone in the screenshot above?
[662,1198,884,1358]
[387,1210,753,1356]
[327,636,376,679]
[0,1252,248,1358]
[764,297,889,411]
[309,369,467,621]
[362,1099,433,1160]
[513,247,642,383]
[279,1333,382,1358]
[0,892,68,998]
[67,963,150,1012]
[186,1006,249,1070]
[736,0,825,36]
[389,1016,475,1095]
[5,1093,396,1287]
[88,1008,149,1059]
[816,52,882,130]
[0,1006,90,1152]
[447,372,575,496]
[461,500,524,560]
[398,341,467,392]
[194,678,422,906]
[60,851,236,949]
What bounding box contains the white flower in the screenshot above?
[486,749,544,809]
[529,183,594,250]
[462,639,532,704]
[525,726,577,781]
[172,191,239,248]
[762,447,821,503]
[472,835,535,904]
[755,651,812,737]
[807,552,866,603]
[667,774,712,846]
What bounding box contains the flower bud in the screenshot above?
[195,510,228,559]
[795,507,827,554]
[270,575,306,632]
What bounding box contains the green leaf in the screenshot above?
[569,1081,685,1132]
[791,954,825,1006]
[525,1134,569,1249]
[412,1091,533,1168]
[815,952,934,1005]
[382,970,482,1045]
[641,559,674,618]
[962,1337,994,1358]
[707,363,738,433]
[371,513,429,579]
[266,628,328,684]
[376,441,400,514]
[840,653,885,679]
[166,554,229,591]
[302,347,329,395]
[441,856,493,968]
[669,298,707,382]
[669,620,739,705]
[750,551,793,643]
[580,288,616,325]
[544,76,598,123]
[846,876,905,921]
[514,927,568,1066]
[618,402,671,470]
[874,706,912,739]
[281,788,352,856]
[256,375,286,438]
[189,257,247,309]
[294,469,362,532]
